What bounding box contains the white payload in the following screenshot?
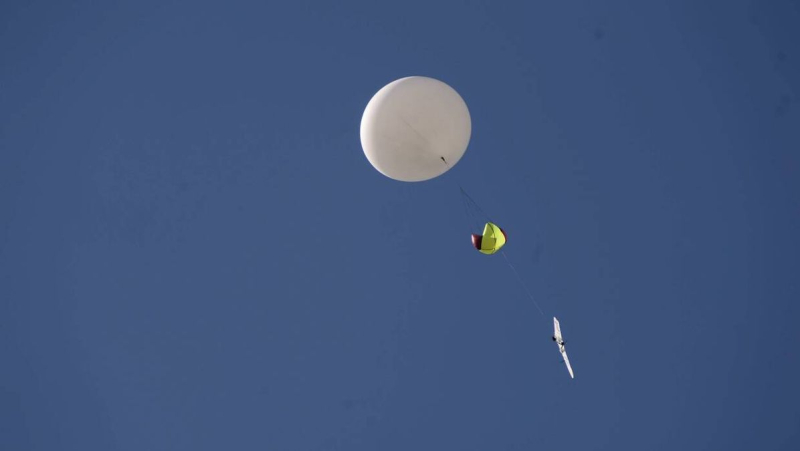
[553,317,574,379]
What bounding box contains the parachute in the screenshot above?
[360,76,471,182]
[471,222,507,255]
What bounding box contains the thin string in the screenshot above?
[502,250,546,317]
[443,157,547,319]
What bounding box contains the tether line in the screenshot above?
[502,250,545,317]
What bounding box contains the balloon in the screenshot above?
[360,76,471,182]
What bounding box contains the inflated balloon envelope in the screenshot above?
[360,76,471,182]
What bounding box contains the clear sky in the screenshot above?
[2,1,799,450]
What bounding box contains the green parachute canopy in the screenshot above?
[471,222,507,255]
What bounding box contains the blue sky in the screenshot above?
[2,1,799,450]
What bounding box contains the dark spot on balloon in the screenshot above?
[777,51,787,62]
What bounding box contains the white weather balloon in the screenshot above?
[360,76,471,182]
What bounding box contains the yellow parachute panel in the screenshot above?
[472,222,507,254]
